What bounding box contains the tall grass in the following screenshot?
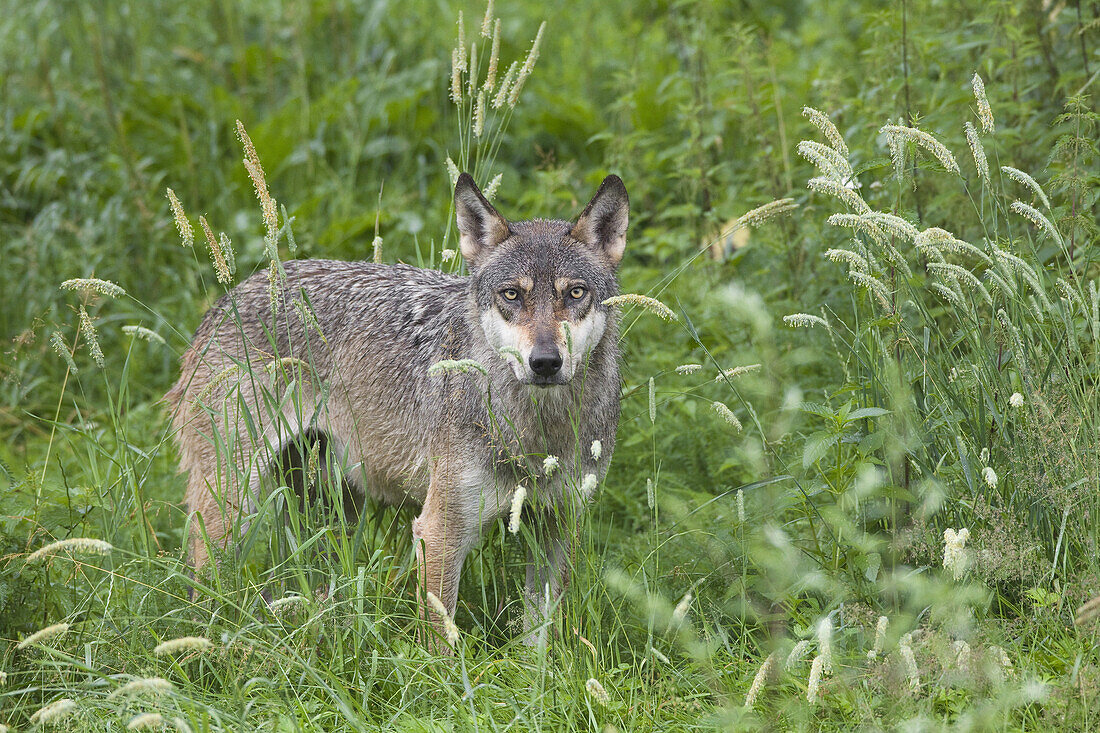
[1,0,1097,730]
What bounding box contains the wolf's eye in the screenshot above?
[569,286,587,300]
[501,288,520,301]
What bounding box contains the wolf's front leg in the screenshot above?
[411,481,480,652]
[522,513,573,647]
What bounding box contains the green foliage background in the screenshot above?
[0,0,1097,729]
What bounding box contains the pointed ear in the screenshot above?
[454,173,509,268]
[570,175,629,266]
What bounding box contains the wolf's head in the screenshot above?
[454,173,628,387]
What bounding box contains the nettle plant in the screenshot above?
[791,79,1099,602]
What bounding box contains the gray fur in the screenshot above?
[166,175,627,648]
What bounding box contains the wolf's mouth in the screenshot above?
[528,375,567,388]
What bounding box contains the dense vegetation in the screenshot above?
[1,0,1097,729]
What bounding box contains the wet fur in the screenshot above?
[166,175,627,646]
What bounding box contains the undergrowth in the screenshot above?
[1,0,1097,730]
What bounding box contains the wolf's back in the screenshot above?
[165,260,471,477]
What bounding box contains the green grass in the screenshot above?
[1,0,1098,729]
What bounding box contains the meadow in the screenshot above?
[1,0,1098,729]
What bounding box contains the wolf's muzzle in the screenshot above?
[529,344,563,378]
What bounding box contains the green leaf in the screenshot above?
[847,407,890,421]
[803,432,840,469]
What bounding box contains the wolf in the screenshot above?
[166,172,628,645]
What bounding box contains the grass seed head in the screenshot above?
[270,594,311,618]
[166,188,193,248]
[484,19,501,93]
[797,140,852,182]
[51,331,78,374]
[868,615,888,660]
[943,528,971,580]
[542,454,559,476]
[715,364,762,382]
[467,43,478,96]
[17,622,71,649]
[127,712,165,730]
[807,176,869,213]
[602,294,676,321]
[29,699,77,726]
[807,655,826,703]
[982,466,997,489]
[744,651,776,710]
[1010,200,1062,246]
[713,402,742,431]
[492,61,518,109]
[480,0,493,37]
[27,538,113,563]
[672,591,693,625]
[154,636,213,656]
[899,633,920,691]
[110,677,175,698]
[451,48,463,104]
[965,121,989,181]
[675,363,702,374]
[508,21,545,108]
[60,278,126,298]
[971,73,994,133]
[648,377,656,423]
[426,591,460,646]
[590,440,602,461]
[880,124,961,175]
[122,325,167,345]
[802,106,848,157]
[783,313,830,329]
[1009,392,1024,408]
[483,172,502,201]
[508,484,526,534]
[734,197,798,229]
[817,616,833,671]
[1000,166,1050,209]
[445,157,460,189]
[786,639,811,669]
[198,216,232,284]
[473,90,486,137]
[79,306,105,368]
[455,12,466,70]
[580,473,598,500]
[585,678,610,706]
[427,358,488,376]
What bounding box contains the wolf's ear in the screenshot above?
[454,173,510,268]
[571,175,629,266]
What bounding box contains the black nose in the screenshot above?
[529,346,563,377]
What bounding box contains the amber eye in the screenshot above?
[501,288,520,301]
[569,286,587,300]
